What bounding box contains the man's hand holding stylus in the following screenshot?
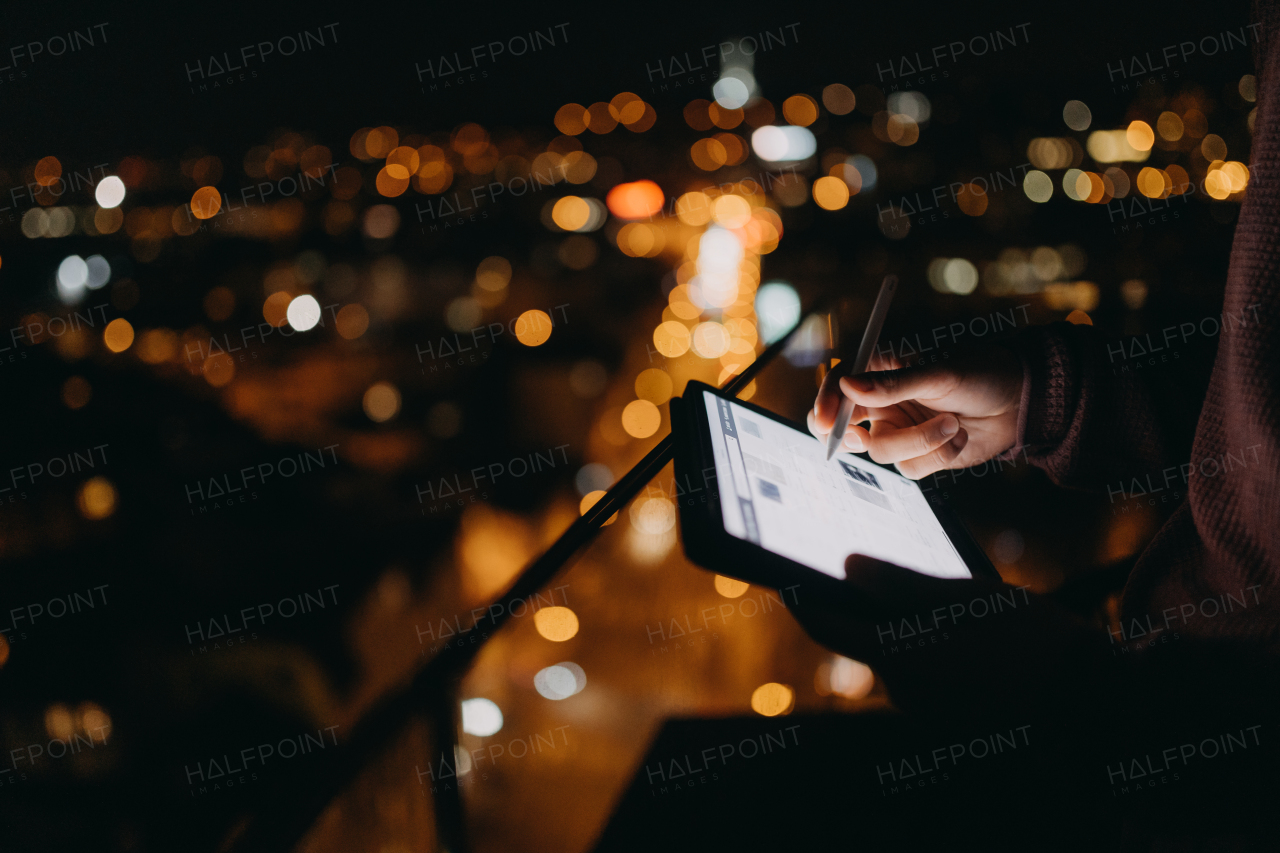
[807,346,1024,480]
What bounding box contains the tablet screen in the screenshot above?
[702,391,971,580]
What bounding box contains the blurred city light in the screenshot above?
[887,90,930,123]
[94,176,126,208]
[751,125,816,161]
[460,698,503,736]
[848,154,877,190]
[750,682,795,716]
[755,282,800,343]
[56,255,88,303]
[286,295,322,331]
[534,662,586,700]
[575,463,613,496]
[85,255,111,289]
[1024,170,1053,202]
[713,77,750,110]
[606,180,664,219]
[815,656,874,699]
[714,575,749,598]
[534,606,580,641]
[1062,99,1092,131]
[363,382,401,422]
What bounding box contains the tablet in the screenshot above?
[671,380,998,591]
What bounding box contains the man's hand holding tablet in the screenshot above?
[787,553,1112,719]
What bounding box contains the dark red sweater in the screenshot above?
[1010,6,1280,650]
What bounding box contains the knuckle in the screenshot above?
[917,455,942,478]
[932,444,956,469]
[902,460,928,480]
[915,428,934,455]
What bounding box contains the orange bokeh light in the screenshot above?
[605,180,664,219]
[555,104,587,135]
[35,156,62,187]
[190,186,222,219]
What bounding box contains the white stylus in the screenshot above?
[825,274,898,461]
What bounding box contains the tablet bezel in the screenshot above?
[671,380,1001,593]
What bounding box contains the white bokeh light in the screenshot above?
[780,126,817,160]
[574,463,612,496]
[47,208,74,238]
[1023,170,1053,203]
[286,294,322,331]
[1063,100,1092,132]
[943,259,980,295]
[629,496,676,534]
[95,176,126,209]
[692,226,744,309]
[827,656,874,698]
[713,77,750,109]
[849,155,878,191]
[85,255,111,290]
[534,662,586,700]
[887,91,931,123]
[751,125,816,162]
[56,255,89,303]
[460,698,503,736]
[755,281,801,343]
[751,126,788,160]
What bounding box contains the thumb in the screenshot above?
[840,363,959,408]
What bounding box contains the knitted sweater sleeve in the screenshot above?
[1001,321,1201,496]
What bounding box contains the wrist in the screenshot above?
[998,323,1077,457]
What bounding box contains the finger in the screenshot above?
[864,413,961,465]
[810,401,870,442]
[840,423,871,453]
[815,354,883,429]
[785,587,881,654]
[840,364,960,409]
[844,553,921,598]
[807,409,826,440]
[895,429,970,480]
[860,404,921,430]
[812,363,847,431]
[867,350,902,372]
